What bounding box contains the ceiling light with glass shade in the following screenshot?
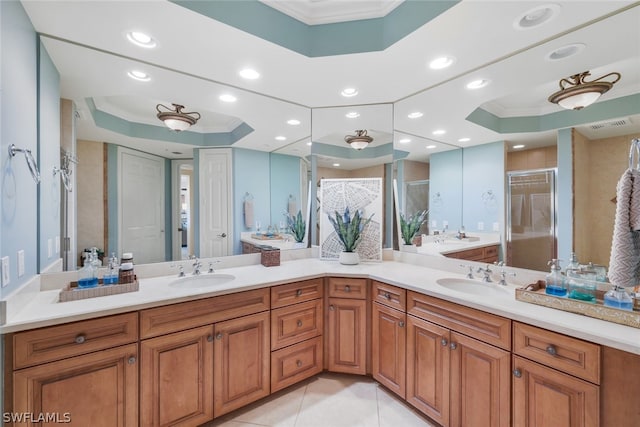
[548,70,621,110]
[156,103,201,131]
[345,129,373,150]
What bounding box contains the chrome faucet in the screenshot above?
[208,260,221,274]
[498,267,516,286]
[192,258,202,276]
[460,264,474,279]
[476,264,493,282]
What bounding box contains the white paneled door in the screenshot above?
[199,148,232,257]
[118,147,165,264]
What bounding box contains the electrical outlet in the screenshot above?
[492,222,500,232]
[1,257,9,287]
[48,239,53,259]
[17,250,25,278]
[55,236,60,254]
[477,221,484,231]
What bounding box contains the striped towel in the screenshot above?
[608,169,640,287]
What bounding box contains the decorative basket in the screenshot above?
[59,279,139,303]
[260,245,280,267]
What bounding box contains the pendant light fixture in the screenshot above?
[344,129,373,150]
[156,103,201,131]
[548,71,621,110]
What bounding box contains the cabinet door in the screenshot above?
[372,302,406,398]
[214,311,270,417]
[406,315,450,426]
[450,332,511,427]
[512,355,599,427]
[327,298,367,375]
[13,343,138,427]
[140,325,214,426]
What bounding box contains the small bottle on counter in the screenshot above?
[78,253,98,288]
[603,285,634,311]
[545,259,566,297]
[121,252,134,265]
[119,262,135,284]
[103,252,119,285]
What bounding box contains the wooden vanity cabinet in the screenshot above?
[443,244,499,263]
[326,277,368,375]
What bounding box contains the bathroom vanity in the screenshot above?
[2,255,638,427]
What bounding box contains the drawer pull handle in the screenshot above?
[216,333,223,340]
[297,320,303,327]
[344,285,351,293]
[384,293,391,300]
[75,334,86,344]
[546,345,557,356]
[329,305,335,311]
[207,335,214,342]
[398,321,405,328]
[128,356,136,365]
[296,360,303,368]
[450,342,457,350]
[513,369,522,378]
[296,289,302,297]
[441,338,448,346]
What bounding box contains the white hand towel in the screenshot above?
[244,199,254,230]
[608,169,640,287]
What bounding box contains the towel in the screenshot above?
[244,199,254,230]
[608,169,640,287]
[288,199,297,216]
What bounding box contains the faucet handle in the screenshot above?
[208,260,221,274]
[498,268,516,286]
[460,264,474,279]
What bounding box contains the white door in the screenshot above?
[199,148,232,257]
[118,147,165,264]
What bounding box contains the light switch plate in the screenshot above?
[55,236,60,254]
[431,220,437,228]
[17,250,25,277]
[492,222,500,232]
[1,257,9,287]
[477,222,484,231]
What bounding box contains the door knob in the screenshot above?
[217,233,227,238]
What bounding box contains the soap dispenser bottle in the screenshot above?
[545,259,567,297]
[603,285,634,311]
[78,253,98,289]
[566,252,580,276]
[104,252,119,285]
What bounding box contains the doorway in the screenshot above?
[506,168,557,270]
[172,160,194,260]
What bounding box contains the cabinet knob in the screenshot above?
[441,338,448,346]
[128,356,136,365]
[207,335,214,342]
[546,345,557,356]
[296,360,303,368]
[216,333,223,340]
[329,305,335,311]
[384,292,391,300]
[297,320,303,327]
[296,289,303,297]
[513,368,522,378]
[75,334,86,344]
[344,285,351,293]
[398,321,405,328]
[450,342,457,350]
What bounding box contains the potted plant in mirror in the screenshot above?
[285,210,306,248]
[400,210,428,252]
[328,207,374,265]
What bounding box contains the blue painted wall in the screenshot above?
[462,141,505,235]
[269,153,301,228]
[429,149,463,233]
[557,128,573,262]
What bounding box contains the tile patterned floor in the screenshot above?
[202,373,436,427]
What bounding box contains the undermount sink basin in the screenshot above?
[436,278,512,298]
[169,273,236,289]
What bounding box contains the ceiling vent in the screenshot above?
[589,118,631,130]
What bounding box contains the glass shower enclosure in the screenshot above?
[506,168,557,271]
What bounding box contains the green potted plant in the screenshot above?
[328,207,374,264]
[400,210,428,248]
[285,210,306,245]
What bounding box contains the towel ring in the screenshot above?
[8,144,41,183]
[629,138,640,171]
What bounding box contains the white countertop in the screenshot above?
[240,232,307,250]
[2,254,638,355]
[411,232,501,256]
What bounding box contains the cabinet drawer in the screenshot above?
[484,245,498,258]
[372,281,406,311]
[407,291,511,350]
[13,312,138,369]
[271,279,323,309]
[271,299,323,350]
[271,336,323,393]
[513,322,601,384]
[445,247,485,260]
[140,288,269,339]
[328,277,367,299]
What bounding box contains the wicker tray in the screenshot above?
[251,233,283,240]
[59,279,139,302]
[515,281,640,329]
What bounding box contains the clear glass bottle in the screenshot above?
[78,253,97,288]
[568,270,597,303]
[603,286,634,311]
[545,259,567,297]
[104,252,119,285]
[566,252,580,273]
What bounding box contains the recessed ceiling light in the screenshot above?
[239,68,260,79]
[341,88,358,97]
[306,142,312,146]
[426,145,437,149]
[466,79,490,89]
[345,112,360,119]
[513,144,526,149]
[126,31,156,48]
[429,56,456,70]
[408,112,423,119]
[399,138,411,144]
[287,119,301,125]
[514,4,560,30]
[333,163,341,167]
[219,94,237,103]
[127,70,150,81]
[458,137,471,142]
[275,136,286,141]
[546,43,586,61]
[432,129,446,135]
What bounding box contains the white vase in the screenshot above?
[339,251,360,265]
[401,244,417,253]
